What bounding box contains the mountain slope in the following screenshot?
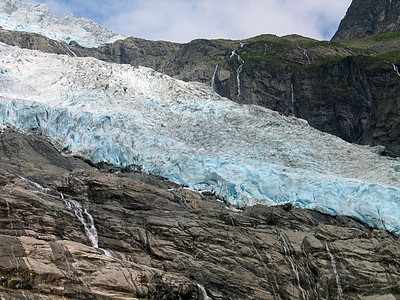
[97,35,400,157]
[1,2,400,157]
[0,129,399,299]
[1,43,400,237]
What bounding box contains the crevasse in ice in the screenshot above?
[0,43,400,235]
[0,0,125,47]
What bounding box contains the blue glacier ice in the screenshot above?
[0,42,400,236]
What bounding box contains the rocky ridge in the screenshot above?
[332,0,400,42]
[0,129,399,299]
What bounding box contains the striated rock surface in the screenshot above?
[0,129,399,299]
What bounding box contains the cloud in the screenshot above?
[28,0,352,42]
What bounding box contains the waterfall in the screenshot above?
[65,45,77,57]
[301,243,318,297]
[290,84,295,116]
[393,64,400,77]
[279,232,307,300]
[298,46,313,64]
[211,64,218,92]
[230,50,245,98]
[197,284,211,300]
[62,195,99,248]
[61,193,114,257]
[169,189,193,210]
[229,215,281,299]
[5,200,10,219]
[55,41,77,57]
[10,244,20,270]
[5,200,12,230]
[18,176,51,193]
[326,243,343,299]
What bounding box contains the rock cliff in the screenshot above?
[0,129,399,299]
[332,0,400,41]
[96,34,400,156]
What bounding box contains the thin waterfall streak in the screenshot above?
[211,64,218,92]
[197,284,211,300]
[101,248,114,258]
[65,45,77,57]
[393,64,400,76]
[326,243,343,299]
[230,215,281,300]
[279,232,307,300]
[5,200,12,229]
[291,84,295,116]
[301,243,318,297]
[230,49,245,97]
[11,244,20,270]
[298,46,313,63]
[18,176,50,193]
[63,198,99,248]
[237,63,243,97]
[5,200,10,218]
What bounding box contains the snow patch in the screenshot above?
[0,0,126,48]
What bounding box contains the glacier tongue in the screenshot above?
[0,43,400,235]
[0,0,126,48]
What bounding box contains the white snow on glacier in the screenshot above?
[1,42,400,235]
[0,0,126,47]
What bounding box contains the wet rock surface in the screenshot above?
[0,129,399,299]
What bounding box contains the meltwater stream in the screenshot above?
[62,196,99,248]
[61,193,113,257]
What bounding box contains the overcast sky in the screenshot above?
[29,0,353,43]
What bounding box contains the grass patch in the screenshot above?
[373,49,400,63]
[242,34,295,48]
[342,31,400,50]
[240,52,280,64]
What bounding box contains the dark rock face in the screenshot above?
[0,130,399,299]
[0,28,95,57]
[293,56,400,156]
[98,35,400,155]
[332,0,400,41]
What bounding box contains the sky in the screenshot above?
[28,0,353,43]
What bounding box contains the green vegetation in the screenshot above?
[341,31,400,51]
[243,34,295,48]
[219,31,400,73]
[240,52,280,64]
[311,56,346,68]
[373,49,400,63]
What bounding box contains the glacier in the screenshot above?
[1,42,400,236]
[0,0,126,47]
